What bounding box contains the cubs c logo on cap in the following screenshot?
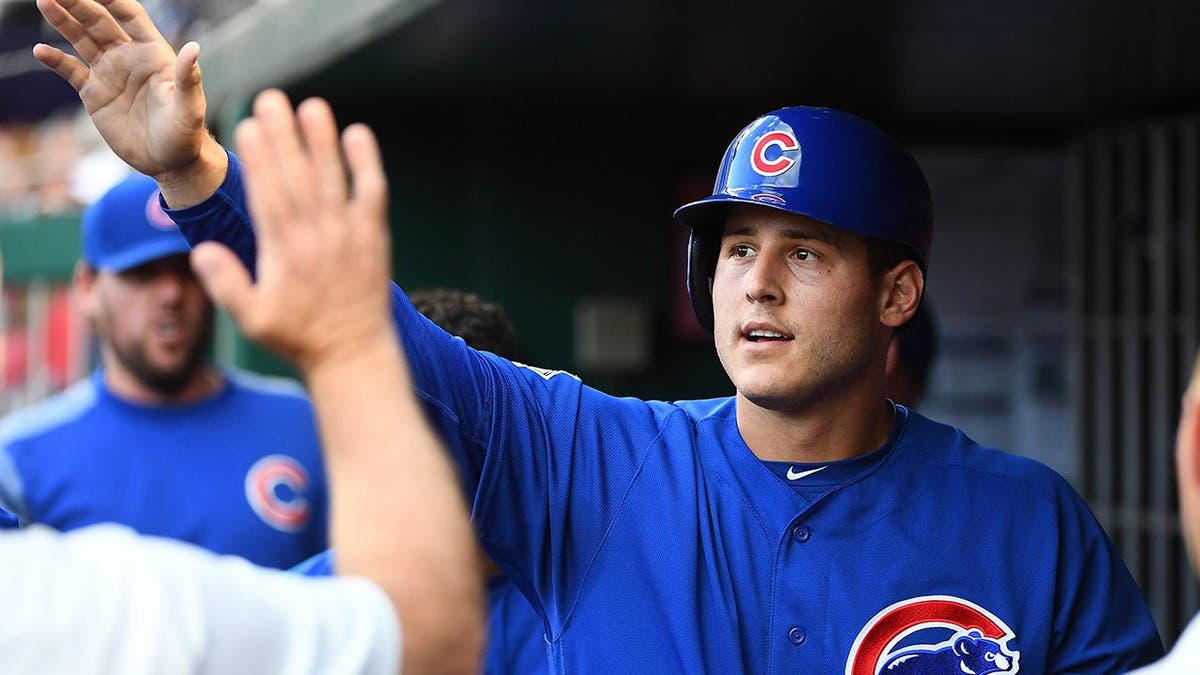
[750,129,801,177]
[144,191,177,230]
[244,454,311,533]
[845,595,1020,675]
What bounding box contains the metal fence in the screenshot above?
[1070,118,1200,645]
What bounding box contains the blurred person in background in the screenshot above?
[884,304,938,409]
[0,173,328,570]
[0,110,484,673]
[1132,351,1200,672]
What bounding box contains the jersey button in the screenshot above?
[792,524,812,543]
[788,626,806,645]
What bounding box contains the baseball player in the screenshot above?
[34,1,1164,672]
[0,173,328,569]
[0,107,484,674]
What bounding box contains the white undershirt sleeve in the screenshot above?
[0,525,400,675]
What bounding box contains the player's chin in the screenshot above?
[735,377,810,412]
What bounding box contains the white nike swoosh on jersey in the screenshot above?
[786,465,829,481]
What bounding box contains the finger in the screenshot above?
[235,117,289,251]
[1189,348,1200,400]
[254,89,320,216]
[35,0,103,63]
[172,42,207,131]
[94,0,164,43]
[56,0,130,49]
[297,98,348,211]
[32,43,90,91]
[342,124,388,221]
[190,242,255,328]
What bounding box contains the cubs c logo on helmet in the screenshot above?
[845,595,1020,675]
[144,191,177,230]
[244,454,311,533]
[750,192,787,206]
[750,129,801,177]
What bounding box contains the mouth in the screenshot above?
[741,324,795,343]
[153,318,187,345]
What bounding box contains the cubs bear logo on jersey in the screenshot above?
[244,454,311,532]
[845,595,1020,675]
[750,129,801,177]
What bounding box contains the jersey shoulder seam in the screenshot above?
[558,405,688,635]
[939,454,1061,506]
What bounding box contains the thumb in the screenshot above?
[190,242,253,324]
[173,41,207,127]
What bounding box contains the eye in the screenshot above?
[985,653,996,662]
[792,248,818,262]
[730,243,754,258]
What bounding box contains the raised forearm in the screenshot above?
[306,329,484,675]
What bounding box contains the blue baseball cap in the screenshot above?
[82,174,192,272]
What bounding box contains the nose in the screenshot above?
[744,254,784,306]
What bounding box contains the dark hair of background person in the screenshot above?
[409,289,521,361]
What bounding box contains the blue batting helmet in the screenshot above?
[673,107,933,331]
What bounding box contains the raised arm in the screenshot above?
[189,89,484,675]
[33,0,227,207]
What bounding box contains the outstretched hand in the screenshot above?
[189,90,394,375]
[33,0,225,204]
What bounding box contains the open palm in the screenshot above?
[34,0,208,178]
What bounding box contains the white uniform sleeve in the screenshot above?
[0,525,400,675]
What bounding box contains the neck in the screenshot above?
[101,359,224,406]
[735,381,894,464]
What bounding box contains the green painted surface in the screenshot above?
[0,213,82,282]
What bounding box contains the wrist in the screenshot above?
[299,322,402,386]
[156,135,229,209]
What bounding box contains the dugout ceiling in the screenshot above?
[200,0,1200,138]
[198,0,1200,399]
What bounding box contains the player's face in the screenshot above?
[711,205,887,412]
[85,254,213,394]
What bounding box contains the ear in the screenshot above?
[878,260,924,329]
[73,260,99,319]
[954,634,975,656]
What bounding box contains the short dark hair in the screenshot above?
[865,237,917,279]
[409,289,520,360]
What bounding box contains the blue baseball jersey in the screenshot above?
[485,576,551,674]
[0,368,328,569]
[168,152,1162,673]
[291,549,550,674]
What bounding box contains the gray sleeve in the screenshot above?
[0,525,401,675]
